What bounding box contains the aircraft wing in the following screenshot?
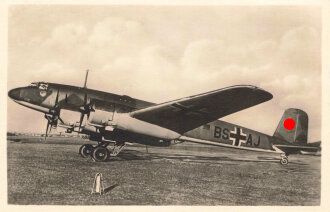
[273,144,320,155]
[130,85,273,134]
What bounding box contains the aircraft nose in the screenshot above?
[8,88,21,100]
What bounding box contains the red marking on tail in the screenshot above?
[284,118,295,130]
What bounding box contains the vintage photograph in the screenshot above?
[6,4,321,205]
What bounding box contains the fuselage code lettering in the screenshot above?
[213,126,260,147]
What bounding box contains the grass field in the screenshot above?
[7,136,320,205]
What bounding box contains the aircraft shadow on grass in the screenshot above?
[8,139,22,142]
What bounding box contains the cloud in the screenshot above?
[94,45,181,102]
[87,17,152,65]
[89,17,148,48]
[181,39,226,72]
[37,17,154,71]
[44,23,88,48]
[247,40,278,66]
[277,26,320,74]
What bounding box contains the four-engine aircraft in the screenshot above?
[8,71,319,164]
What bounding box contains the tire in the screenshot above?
[92,146,110,162]
[280,157,288,165]
[79,144,94,158]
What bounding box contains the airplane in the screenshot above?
[8,71,318,165]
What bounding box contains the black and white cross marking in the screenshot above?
[229,127,247,146]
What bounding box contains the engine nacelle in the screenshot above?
[82,124,98,133]
[88,109,114,127]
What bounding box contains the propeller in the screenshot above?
[44,88,63,140]
[44,70,91,139]
[78,92,88,130]
[44,114,55,140]
[77,70,91,131]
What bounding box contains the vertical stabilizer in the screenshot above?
[273,108,308,145]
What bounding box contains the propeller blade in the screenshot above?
[52,89,63,127]
[79,70,89,131]
[83,69,89,88]
[45,120,50,140]
[84,92,87,105]
[78,112,84,131]
[58,116,64,124]
[49,124,53,134]
[82,70,88,108]
[55,88,60,106]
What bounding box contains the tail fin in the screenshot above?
[273,108,308,145]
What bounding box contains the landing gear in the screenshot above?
[79,144,94,158]
[92,146,110,162]
[110,142,126,157]
[280,154,289,165]
[78,141,125,162]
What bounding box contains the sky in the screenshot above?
[7,5,321,141]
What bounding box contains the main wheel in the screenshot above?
[92,146,110,162]
[79,144,94,158]
[280,157,288,165]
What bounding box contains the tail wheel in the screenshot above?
[79,144,94,158]
[280,157,289,165]
[92,146,110,162]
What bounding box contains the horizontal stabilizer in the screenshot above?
[273,144,320,155]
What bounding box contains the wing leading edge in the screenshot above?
[130,85,273,134]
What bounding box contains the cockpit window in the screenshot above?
[28,82,48,91]
[28,82,39,87]
[38,83,48,91]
